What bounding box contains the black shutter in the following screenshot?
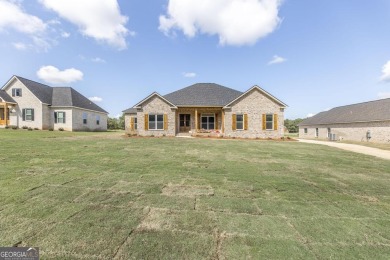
[12,89,15,97]
[31,109,34,121]
[54,112,57,123]
[22,109,25,121]
[63,112,66,124]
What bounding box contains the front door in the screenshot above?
[179,114,191,132]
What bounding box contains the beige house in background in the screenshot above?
[299,98,390,143]
[123,83,287,138]
[0,76,108,131]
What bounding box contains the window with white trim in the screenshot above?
[23,108,34,121]
[201,113,215,130]
[134,117,138,130]
[315,128,319,137]
[12,88,22,97]
[54,112,66,124]
[266,114,273,130]
[96,115,100,125]
[304,128,308,134]
[149,114,164,130]
[236,114,244,130]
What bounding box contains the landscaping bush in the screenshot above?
[59,127,64,131]
[11,125,18,130]
[22,126,28,129]
[28,127,33,131]
[34,127,39,130]
[48,128,54,131]
[4,126,9,129]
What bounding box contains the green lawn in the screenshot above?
[1,129,390,259]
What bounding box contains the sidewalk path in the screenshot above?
[298,139,390,160]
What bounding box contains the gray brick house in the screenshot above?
[299,98,390,143]
[123,83,287,138]
[0,75,108,131]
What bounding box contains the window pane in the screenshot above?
[201,117,207,123]
[209,123,214,129]
[236,115,243,122]
[209,117,214,123]
[266,122,273,129]
[157,122,163,130]
[237,122,243,130]
[149,115,155,122]
[266,114,273,121]
[26,109,32,115]
[157,114,163,122]
[201,123,207,129]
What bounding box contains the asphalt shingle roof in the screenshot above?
[0,90,16,103]
[17,76,53,104]
[122,108,137,114]
[299,98,390,126]
[52,87,108,113]
[12,76,107,113]
[163,83,243,106]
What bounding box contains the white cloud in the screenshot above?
[89,96,103,102]
[159,0,282,46]
[378,92,390,99]
[380,60,390,82]
[91,57,106,63]
[61,31,70,38]
[37,65,83,84]
[39,0,131,49]
[0,0,47,34]
[306,113,315,118]
[0,0,52,51]
[183,72,196,78]
[268,55,286,65]
[12,42,28,50]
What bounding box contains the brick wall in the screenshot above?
[224,88,285,138]
[299,121,390,143]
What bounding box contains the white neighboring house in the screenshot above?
[0,75,108,131]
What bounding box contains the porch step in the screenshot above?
[176,132,193,138]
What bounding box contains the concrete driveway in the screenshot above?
[298,139,390,160]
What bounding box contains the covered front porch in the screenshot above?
[176,107,225,136]
[0,102,12,126]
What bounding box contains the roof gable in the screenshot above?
[164,83,242,106]
[224,85,287,108]
[299,98,390,126]
[133,92,177,108]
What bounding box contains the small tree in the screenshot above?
[284,118,303,133]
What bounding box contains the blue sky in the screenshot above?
[0,0,390,119]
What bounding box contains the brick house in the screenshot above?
[0,75,108,131]
[123,83,287,138]
[298,98,390,143]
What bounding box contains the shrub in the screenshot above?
[59,127,64,131]
[4,126,9,129]
[28,127,33,131]
[34,128,39,130]
[22,126,28,129]
[48,128,54,131]
[11,125,18,130]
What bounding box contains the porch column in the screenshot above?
[4,103,7,125]
[195,109,198,132]
[221,110,225,133]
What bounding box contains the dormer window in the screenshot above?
[12,88,22,97]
